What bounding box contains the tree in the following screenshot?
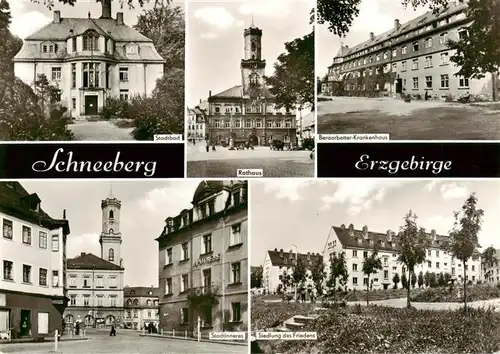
[448,0,499,101]
[444,273,452,284]
[251,266,263,289]
[392,273,400,289]
[424,271,431,287]
[362,249,382,305]
[446,193,484,311]
[326,252,348,301]
[34,74,60,116]
[482,245,498,281]
[31,0,170,10]
[438,272,446,287]
[134,2,185,72]
[278,268,294,300]
[411,272,417,289]
[310,257,325,295]
[397,210,432,308]
[429,272,437,288]
[293,257,307,299]
[401,272,408,290]
[0,0,22,74]
[265,31,314,111]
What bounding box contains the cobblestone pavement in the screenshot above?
[186,146,314,177]
[69,121,135,141]
[0,330,246,354]
[317,97,500,139]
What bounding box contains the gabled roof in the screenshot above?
[266,249,323,267]
[67,252,123,271]
[124,286,160,297]
[209,85,274,101]
[0,182,70,234]
[25,17,152,42]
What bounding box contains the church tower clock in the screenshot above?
[99,191,122,267]
[241,20,266,98]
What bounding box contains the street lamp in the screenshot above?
[292,244,298,301]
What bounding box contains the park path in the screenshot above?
[69,121,134,141]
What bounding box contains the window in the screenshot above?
[436,251,440,257]
[413,42,419,51]
[42,44,47,53]
[392,49,397,57]
[401,61,407,71]
[266,120,272,128]
[96,276,104,288]
[203,234,212,254]
[109,296,116,307]
[108,248,114,262]
[439,33,448,45]
[39,268,47,286]
[383,52,388,60]
[52,235,59,252]
[37,231,47,249]
[459,76,469,88]
[203,269,211,288]
[425,56,433,68]
[52,270,59,287]
[426,76,433,88]
[166,278,172,294]
[22,265,31,283]
[412,59,418,70]
[202,306,212,326]
[69,275,76,287]
[353,277,358,285]
[232,262,241,283]
[72,98,76,110]
[472,265,476,271]
[97,296,103,306]
[133,298,139,305]
[352,250,357,257]
[82,63,100,88]
[231,224,242,245]
[84,296,90,306]
[181,274,188,292]
[70,295,76,306]
[22,226,31,245]
[181,308,189,323]
[72,37,77,52]
[208,200,215,215]
[413,77,419,89]
[425,37,433,48]
[83,32,99,51]
[352,264,358,271]
[401,46,407,54]
[458,28,468,40]
[440,52,449,65]
[384,270,389,279]
[110,276,117,288]
[133,310,138,318]
[119,68,129,82]
[428,250,432,256]
[83,277,90,287]
[440,74,449,88]
[50,67,62,82]
[120,90,129,101]
[427,261,432,267]
[436,262,440,268]
[3,219,12,239]
[376,54,380,61]
[231,302,241,322]
[166,248,172,265]
[126,45,138,55]
[363,251,368,258]
[363,278,368,285]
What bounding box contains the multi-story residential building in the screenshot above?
[0,182,70,339]
[123,286,159,330]
[323,1,497,99]
[262,249,323,294]
[63,194,124,328]
[205,23,297,147]
[13,0,164,118]
[322,224,482,291]
[482,249,500,283]
[156,181,248,337]
[187,106,207,142]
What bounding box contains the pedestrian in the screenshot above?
[109,324,116,336]
[425,90,429,101]
[75,322,80,336]
[148,322,152,334]
[212,144,216,151]
[205,140,209,152]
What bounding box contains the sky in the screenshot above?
[316,0,430,77]
[7,0,185,40]
[250,180,500,266]
[186,0,314,107]
[21,180,202,287]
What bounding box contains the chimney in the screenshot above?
[116,12,124,26]
[362,225,368,237]
[348,223,354,236]
[431,229,436,239]
[386,229,392,242]
[274,248,277,252]
[53,11,61,24]
[341,224,345,230]
[80,252,85,256]
[63,209,66,220]
[209,90,212,98]
[369,32,374,40]
[101,0,112,19]
[280,249,284,257]
[394,19,401,30]
[199,99,202,104]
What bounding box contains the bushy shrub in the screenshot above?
[100,98,130,120]
[412,283,500,303]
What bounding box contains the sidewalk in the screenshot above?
[139,333,247,346]
[0,336,89,344]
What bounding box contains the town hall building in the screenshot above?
[13,0,165,118]
[205,22,297,147]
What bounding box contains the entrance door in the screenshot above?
[84,96,98,115]
[20,310,30,337]
[395,79,403,94]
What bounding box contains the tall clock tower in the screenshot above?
[99,192,122,267]
[241,21,266,98]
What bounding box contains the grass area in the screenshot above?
[256,305,500,354]
[412,284,500,303]
[112,119,135,129]
[251,297,316,331]
[341,287,425,302]
[317,106,500,140]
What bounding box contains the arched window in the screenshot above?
[250,73,259,85]
[109,248,114,261]
[252,54,255,60]
[109,228,114,234]
[251,42,256,52]
[109,210,114,219]
[83,30,99,51]
[146,300,152,306]
[133,298,139,305]
[126,299,132,306]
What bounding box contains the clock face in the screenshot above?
[109,219,115,224]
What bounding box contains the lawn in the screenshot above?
[255,304,500,354]
[412,283,500,303]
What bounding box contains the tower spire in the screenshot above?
[251,12,254,26]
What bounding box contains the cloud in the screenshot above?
[67,233,100,258]
[423,215,455,235]
[10,11,52,39]
[320,181,402,215]
[194,7,241,30]
[138,181,200,217]
[200,32,218,40]
[238,1,291,19]
[440,183,468,200]
[258,180,316,201]
[424,180,439,192]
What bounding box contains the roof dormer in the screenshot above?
[41,41,58,54]
[124,42,139,55]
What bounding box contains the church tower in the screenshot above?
[99,190,122,267]
[241,19,266,98]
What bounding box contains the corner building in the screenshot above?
[206,23,297,147]
[323,224,482,290]
[156,181,248,336]
[323,1,496,99]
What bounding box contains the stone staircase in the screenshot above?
[280,314,320,331]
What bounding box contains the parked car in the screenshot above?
[310,148,315,159]
[271,140,284,151]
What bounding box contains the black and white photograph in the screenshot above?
[250,179,500,354]
[0,0,184,141]
[0,180,248,353]
[316,0,500,140]
[186,0,315,178]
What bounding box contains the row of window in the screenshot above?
[179,302,241,326]
[211,119,293,129]
[2,219,59,251]
[68,274,118,288]
[349,249,479,263]
[41,34,139,55]
[125,310,159,319]
[2,261,59,287]
[125,299,159,307]
[350,273,476,285]
[69,294,117,307]
[213,105,291,115]
[187,124,204,130]
[164,262,242,295]
[51,63,130,89]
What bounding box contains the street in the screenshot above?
[69,121,135,141]
[317,97,500,140]
[186,145,314,177]
[0,330,246,354]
